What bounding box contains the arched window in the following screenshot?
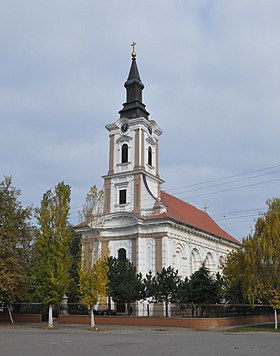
[122,144,128,163]
[148,146,152,166]
[205,252,215,274]
[191,248,201,274]
[174,243,185,277]
[118,248,126,261]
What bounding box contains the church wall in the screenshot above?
[110,175,133,213]
[140,177,157,213]
[163,224,237,279]
[109,239,132,260]
[136,237,155,276]
[80,216,237,282]
[161,235,170,269]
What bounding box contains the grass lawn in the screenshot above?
[227,323,280,332]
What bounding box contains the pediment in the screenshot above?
[116,135,133,143]
[103,212,138,229]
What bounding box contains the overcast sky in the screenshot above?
[1,0,280,240]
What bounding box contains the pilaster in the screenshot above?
[108,134,115,174]
[104,178,111,215]
[134,128,140,169]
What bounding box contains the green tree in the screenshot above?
[143,270,157,301]
[153,266,180,317]
[67,229,81,302]
[142,271,157,316]
[222,197,280,329]
[187,264,220,306]
[0,176,33,323]
[176,276,190,305]
[79,243,109,328]
[108,257,144,314]
[32,181,72,328]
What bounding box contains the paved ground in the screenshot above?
[0,323,279,356]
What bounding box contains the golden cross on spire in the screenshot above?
[131,41,136,58]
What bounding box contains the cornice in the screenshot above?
[102,168,165,184]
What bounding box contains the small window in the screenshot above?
[119,189,126,204]
[148,146,152,166]
[118,248,126,261]
[122,144,128,163]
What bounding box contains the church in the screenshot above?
[76,45,240,289]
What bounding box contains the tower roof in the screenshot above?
[119,44,150,120]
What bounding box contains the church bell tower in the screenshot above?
[103,43,164,217]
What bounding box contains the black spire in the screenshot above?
[119,43,150,120]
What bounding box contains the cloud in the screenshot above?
[1,0,280,238]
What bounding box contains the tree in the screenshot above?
[176,276,190,305]
[78,184,110,328]
[143,270,157,301]
[79,185,104,225]
[78,184,105,279]
[186,264,220,316]
[32,181,72,328]
[0,176,33,323]
[142,271,158,316]
[79,243,109,329]
[108,257,144,314]
[246,198,280,329]
[223,247,248,304]
[153,267,180,317]
[67,229,81,303]
[222,197,280,329]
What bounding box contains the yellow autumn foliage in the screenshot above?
[223,197,280,310]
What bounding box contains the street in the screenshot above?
[0,324,278,356]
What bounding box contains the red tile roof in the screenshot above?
[148,191,240,244]
[74,221,89,229]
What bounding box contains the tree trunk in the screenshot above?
[48,303,54,328]
[6,304,14,324]
[165,300,169,317]
[274,309,278,330]
[90,306,95,328]
[108,296,111,313]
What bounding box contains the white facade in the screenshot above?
[98,215,237,279]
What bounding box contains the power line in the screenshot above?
[212,207,265,218]
[69,164,280,225]
[182,178,280,200]
[69,177,276,220]
[172,170,280,196]
[215,214,259,222]
[166,164,280,192]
